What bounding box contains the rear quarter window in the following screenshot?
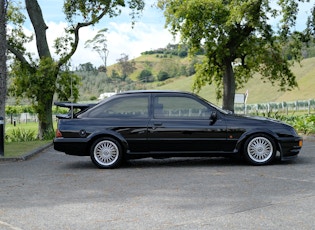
[86,96,149,118]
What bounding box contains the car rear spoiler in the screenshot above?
[54,102,97,119]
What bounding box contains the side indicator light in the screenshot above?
[299,140,303,147]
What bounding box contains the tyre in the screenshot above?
[90,137,123,169]
[243,134,276,165]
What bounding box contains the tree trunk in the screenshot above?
[26,0,54,139]
[25,0,51,57]
[37,95,54,139]
[0,0,7,119]
[222,58,235,112]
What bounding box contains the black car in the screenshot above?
[54,90,303,168]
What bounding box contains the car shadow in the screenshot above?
[59,155,307,170]
[125,157,247,168]
[125,155,308,168]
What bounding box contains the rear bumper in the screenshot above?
[278,136,303,160]
[53,138,89,156]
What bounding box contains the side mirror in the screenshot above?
[209,111,217,125]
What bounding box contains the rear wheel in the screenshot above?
[90,137,123,169]
[243,134,276,165]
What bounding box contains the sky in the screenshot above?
[23,0,176,67]
[22,0,314,68]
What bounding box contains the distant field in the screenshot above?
[150,57,315,105]
[80,53,315,105]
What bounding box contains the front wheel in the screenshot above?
[243,134,276,165]
[90,137,123,169]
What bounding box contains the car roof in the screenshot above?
[115,90,191,95]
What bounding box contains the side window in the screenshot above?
[154,96,211,119]
[88,96,149,118]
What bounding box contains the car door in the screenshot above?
[86,94,150,152]
[147,93,228,154]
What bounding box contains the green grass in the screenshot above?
[79,54,315,104]
[3,140,51,158]
[2,121,55,158]
[135,56,315,105]
[5,121,57,135]
[5,122,39,136]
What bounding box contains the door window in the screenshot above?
[154,96,211,119]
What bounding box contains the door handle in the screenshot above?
[152,122,163,130]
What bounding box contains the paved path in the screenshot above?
[0,141,315,229]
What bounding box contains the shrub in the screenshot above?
[6,128,37,142]
[138,69,154,82]
[157,71,170,81]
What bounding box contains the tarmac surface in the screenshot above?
[0,141,314,229]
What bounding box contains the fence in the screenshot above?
[5,113,38,125]
[235,99,315,115]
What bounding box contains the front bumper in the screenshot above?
[278,136,303,160]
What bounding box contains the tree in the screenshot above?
[7,0,145,138]
[305,4,315,43]
[0,0,7,120]
[116,53,136,80]
[85,28,109,72]
[158,0,308,111]
[78,62,96,72]
[110,69,120,80]
[138,69,154,82]
[159,58,179,78]
[157,71,169,81]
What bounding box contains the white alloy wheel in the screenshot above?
[244,135,276,165]
[90,138,122,169]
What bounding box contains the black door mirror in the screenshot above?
[209,111,217,125]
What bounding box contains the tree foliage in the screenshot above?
[157,71,169,81]
[158,0,309,111]
[138,69,154,82]
[305,2,315,43]
[116,53,136,80]
[85,28,109,72]
[78,62,97,72]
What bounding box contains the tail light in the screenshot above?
[55,129,62,138]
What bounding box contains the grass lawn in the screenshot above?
[3,140,52,158]
[2,121,54,158]
[5,122,39,136]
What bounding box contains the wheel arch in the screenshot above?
[87,130,129,154]
[235,129,280,154]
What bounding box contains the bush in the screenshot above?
[6,128,37,142]
[264,113,315,135]
[138,69,154,82]
[157,71,170,81]
[292,115,315,135]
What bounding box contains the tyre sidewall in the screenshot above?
[90,137,123,169]
[243,134,276,166]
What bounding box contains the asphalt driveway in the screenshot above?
[0,141,314,229]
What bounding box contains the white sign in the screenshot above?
[235,94,246,104]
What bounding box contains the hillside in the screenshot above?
[78,55,315,105]
[148,56,315,104]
